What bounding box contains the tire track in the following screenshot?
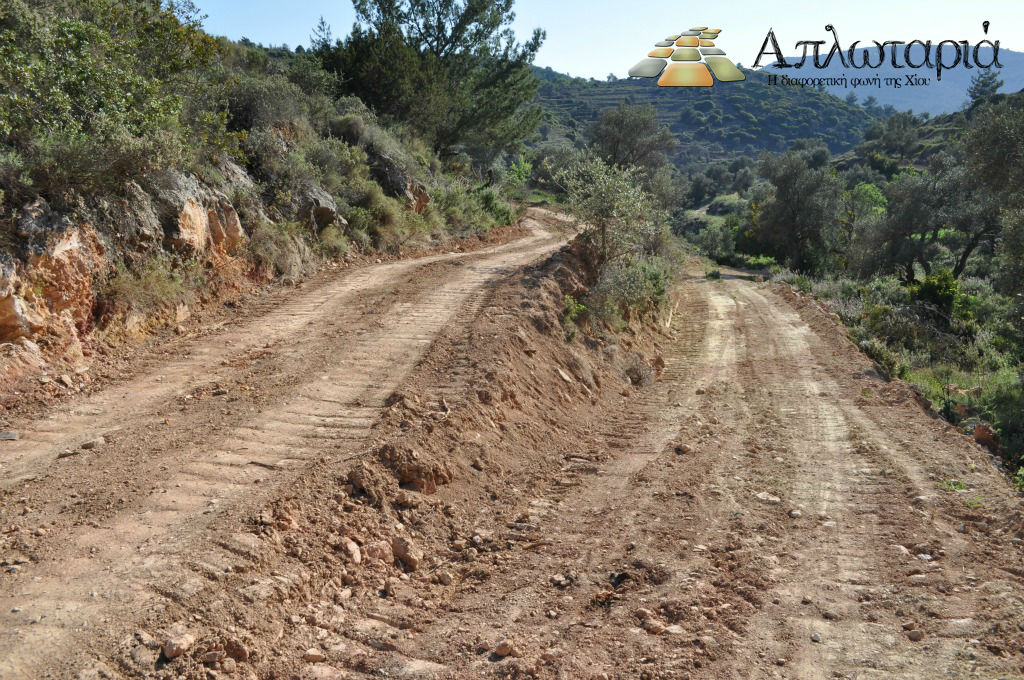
[0,212,562,679]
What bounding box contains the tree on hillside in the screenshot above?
[876,169,942,282]
[587,104,676,171]
[750,151,841,272]
[967,68,1004,106]
[318,0,545,160]
[585,104,683,210]
[963,100,1024,198]
[964,100,1024,330]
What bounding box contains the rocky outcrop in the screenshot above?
[407,182,430,215]
[297,185,343,231]
[208,201,246,254]
[0,271,45,341]
[147,172,247,255]
[0,198,107,345]
[29,224,106,333]
[368,152,431,215]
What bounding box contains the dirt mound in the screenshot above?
[108,233,673,679]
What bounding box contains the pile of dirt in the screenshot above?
[118,241,675,679]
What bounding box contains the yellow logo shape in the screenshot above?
[628,25,746,87]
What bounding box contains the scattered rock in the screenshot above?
[906,629,925,642]
[362,540,393,563]
[902,621,917,631]
[788,509,802,518]
[391,536,424,570]
[810,632,822,643]
[436,570,454,586]
[642,618,666,635]
[80,437,105,450]
[393,489,421,508]
[973,423,998,450]
[550,573,572,588]
[755,491,781,504]
[303,648,327,662]
[162,632,195,660]
[223,639,250,662]
[495,639,515,657]
[0,431,18,441]
[556,368,573,383]
[822,610,839,621]
[340,537,362,564]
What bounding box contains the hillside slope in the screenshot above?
[534,66,876,163]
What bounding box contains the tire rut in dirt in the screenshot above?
[0,222,561,678]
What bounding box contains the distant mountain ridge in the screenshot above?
[762,46,1024,116]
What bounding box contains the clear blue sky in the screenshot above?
[195,0,1024,79]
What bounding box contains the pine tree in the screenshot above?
[968,68,1004,105]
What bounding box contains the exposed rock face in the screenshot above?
[298,185,340,230]
[207,201,246,254]
[407,182,430,215]
[0,275,45,341]
[147,172,247,255]
[369,152,410,199]
[174,199,210,252]
[1,198,106,345]
[30,225,107,333]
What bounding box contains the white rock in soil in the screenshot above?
[341,537,361,564]
[756,491,781,504]
[391,536,424,570]
[162,632,195,659]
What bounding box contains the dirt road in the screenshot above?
[0,212,564,678]
[1,223,1023,679]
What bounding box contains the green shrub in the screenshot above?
[226,74,306,132]
[909,269,959,314]
[858,337,907,378]
[588,258,671,327]
[100,254,204,312]
[742,254,777,269]
[247,221,308,279]
[693,217,736,262]
[706,193,747,216]
[318,226,349,257]
[0,0,220,197]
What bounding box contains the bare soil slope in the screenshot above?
[1,229,1023,680]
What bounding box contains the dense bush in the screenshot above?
[0,0,221,197]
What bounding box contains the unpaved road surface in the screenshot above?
[2,224,1023,679]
